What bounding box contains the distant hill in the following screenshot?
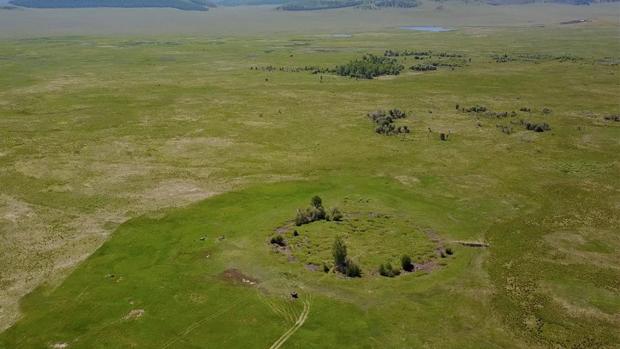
[214,0,284,5]
[274,0,618,9]
[277,0,418,11]
[9,0,211,10]
[487,0,591,4]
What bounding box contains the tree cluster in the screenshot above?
[10,0,210,10]
[378,263,400,277]
[332,237,362,277]
[463,105,488,113]
[410,63,437,71]
[384,49,432,57]
[278,0,361,11]
[334,54,404,79]
[491,52,581,64]
[604,114,620,122]
[522,120,551,132]
[368,109,410,135]
[250,65,331,74]
[295,196,343,226]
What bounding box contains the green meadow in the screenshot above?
[0,5,619,348]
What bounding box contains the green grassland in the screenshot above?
[1,5,619,348]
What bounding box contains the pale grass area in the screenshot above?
[0,3,618,38]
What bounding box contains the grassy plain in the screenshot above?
[0,4,619,348]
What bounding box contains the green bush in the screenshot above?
[401,255,414,272]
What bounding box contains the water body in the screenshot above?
[400,26,452,32]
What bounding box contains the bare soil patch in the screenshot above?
[219,268,259,287]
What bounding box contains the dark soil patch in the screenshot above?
[219,268,259,286]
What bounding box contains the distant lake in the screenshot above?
[400,26,452,32]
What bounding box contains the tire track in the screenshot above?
[268,299,310,349]
[160,298,244,349]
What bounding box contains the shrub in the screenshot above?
[379,262,400,277]
[465,105,487,113]
[295,205,326,226]
[401,255,414,272]
[270,235,286,246]
[310,206,327,221]
[492,53,512,63]
[344,258,362,277]
[311,195,323,209]
[323,263,330,273]
[330,207,343,221]
[410,63,437,71]
[388,108,406,119]
[445,247,454,255]
[333,236,348,270]
[524,121,551,132]
[295,209,309,226]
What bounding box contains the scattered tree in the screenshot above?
[333,236,348,270]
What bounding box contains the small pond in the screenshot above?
[400,26,452,32]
